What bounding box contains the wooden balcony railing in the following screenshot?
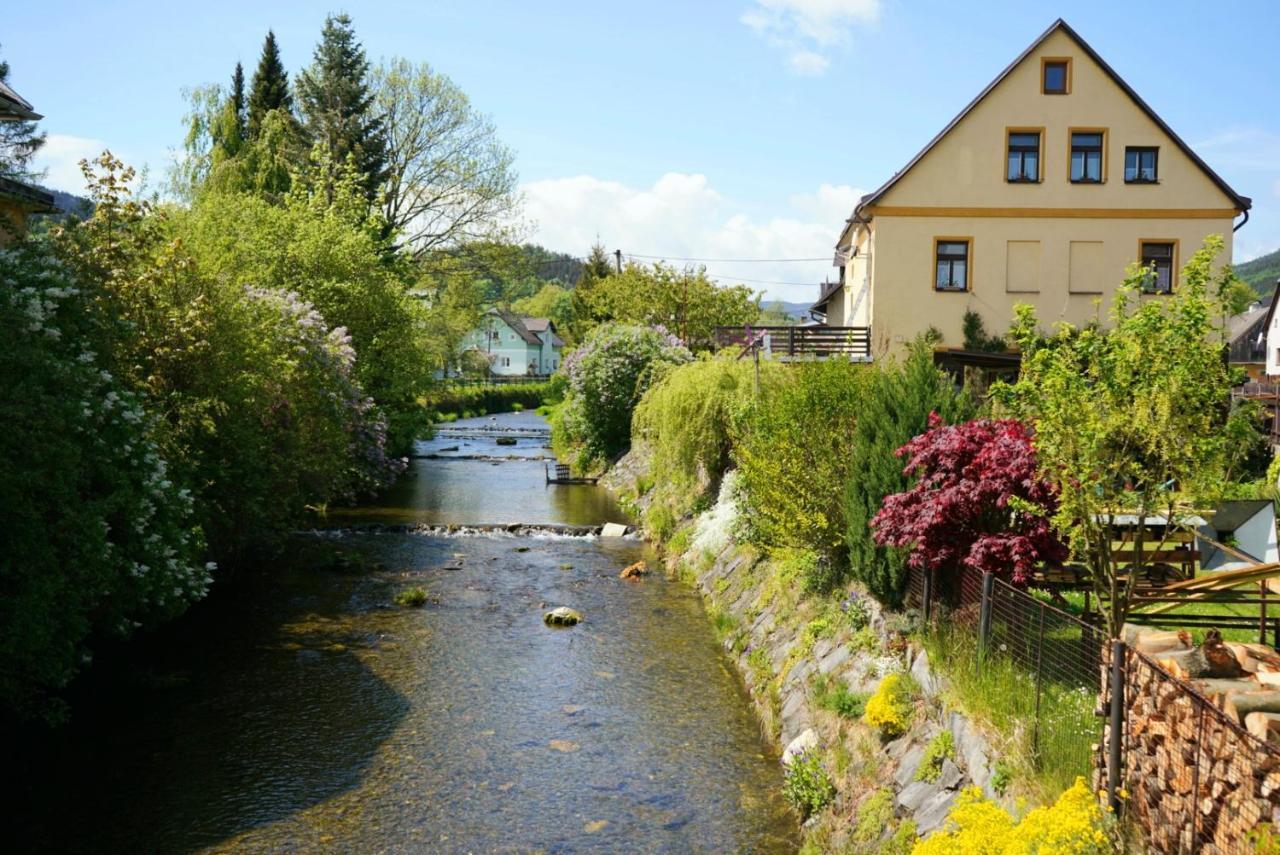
[712,325,872,359]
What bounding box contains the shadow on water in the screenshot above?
[15,413,797,853]
[15,548,412,854]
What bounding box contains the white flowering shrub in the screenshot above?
[552,323,692,469]
[0,246,210,720]
[690,471,744,559]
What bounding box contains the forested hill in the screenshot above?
[1238,248,1280,295]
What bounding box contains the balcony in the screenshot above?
[712,325,872,360]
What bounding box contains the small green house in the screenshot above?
[460,308,564,377]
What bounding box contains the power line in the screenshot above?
[625,252,830,263]
[703,271,825,287]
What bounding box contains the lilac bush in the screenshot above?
[0,246,210,720]
[553,323,692,467]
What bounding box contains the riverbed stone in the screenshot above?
[782,727,819,766]
[543,607,583,627]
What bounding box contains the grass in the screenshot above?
[812,673,870,720]
[921,619,1096,801]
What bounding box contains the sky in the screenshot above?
[6,0,1279,303]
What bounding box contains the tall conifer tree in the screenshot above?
[296,14,387,203]
[230,62,247,142]
[0,48,45,180]
[247,31,292,139]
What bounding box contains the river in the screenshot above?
[16,412,796,853]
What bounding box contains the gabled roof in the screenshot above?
[845,18,1250,231]
[489,307,542,345]
[0,79,41,121]
[521,317,565,347]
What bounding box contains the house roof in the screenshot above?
[1227,297,1272,345]
[0,175,55,212]
[490,307,542,345]
[842,18,1251,236]
[810,280,842,313]
[0,79,41,121]
[522,317,565,347]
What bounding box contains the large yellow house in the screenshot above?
[817,19,1250,360]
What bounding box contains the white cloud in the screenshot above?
[742,0,881,75]
[788,50,830,76]
[521,172,863,303]
[33,134,108,195]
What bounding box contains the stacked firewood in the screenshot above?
[1099,627,1280,852]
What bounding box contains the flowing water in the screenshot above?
[17,413,796,854]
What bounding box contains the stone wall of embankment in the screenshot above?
[603,449,1008,852]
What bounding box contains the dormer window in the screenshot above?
[1007,130,1042,182]
[1042,58,1070,94]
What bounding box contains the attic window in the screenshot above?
[1042,58,1070,94]
[1124,147,1158,183]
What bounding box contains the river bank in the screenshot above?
[605,445,1008,853]
[13,413,796,853]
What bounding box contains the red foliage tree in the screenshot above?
[870,414,1067,587]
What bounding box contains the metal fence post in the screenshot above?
[977,572,995,662]
[922,567,934,623]
[1032,601,1046,763]
[1107,640,1126,813]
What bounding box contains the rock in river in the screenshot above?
[544,606,583,627]
[495,437,518,446]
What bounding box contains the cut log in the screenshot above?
[1201,629,1247,678]
[1157,648,1212,679]
[1192,678,1265,699]
[1245,712,1280,745]
[1124,624,1193,655]
[1225,642,1280,674]
[1222,691,1280,723]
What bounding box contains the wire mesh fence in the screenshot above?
[908,566,1102,790]
[1102,645,1280,854]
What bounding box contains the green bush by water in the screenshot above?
[783,750,836,819]
[425,382,556,424]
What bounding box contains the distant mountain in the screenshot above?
[761,299,815,321]
[1238,249,1280,295]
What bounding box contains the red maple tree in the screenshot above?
[870,414,1067,586]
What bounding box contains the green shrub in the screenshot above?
[553,323,692,469]
[632,355,785,519]
[812,674,870,719]
[0,244,209,720]
[425,382,553,423]
[915,730,956,782]
[844,339,974,606]
[394,586,428,607]
[783,749,836,818]
[853,789,896,846]
[733,358,871,580]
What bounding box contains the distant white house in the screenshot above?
[459,308,564,377]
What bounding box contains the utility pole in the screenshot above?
[614,249,623,274]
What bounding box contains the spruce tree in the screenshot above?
[296,14,387,203]
[844,339,975,606]
[230,62,247,142]
[0,49,45,180]
[247,30,293,139]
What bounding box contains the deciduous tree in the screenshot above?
[994,236,1244,637]
[871,416,1067,597]
[372,57,520,257]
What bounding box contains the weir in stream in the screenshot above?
[16,412,796,853]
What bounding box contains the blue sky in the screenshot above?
[6,0,1278,301]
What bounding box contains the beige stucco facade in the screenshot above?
[827,21,1248,358]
